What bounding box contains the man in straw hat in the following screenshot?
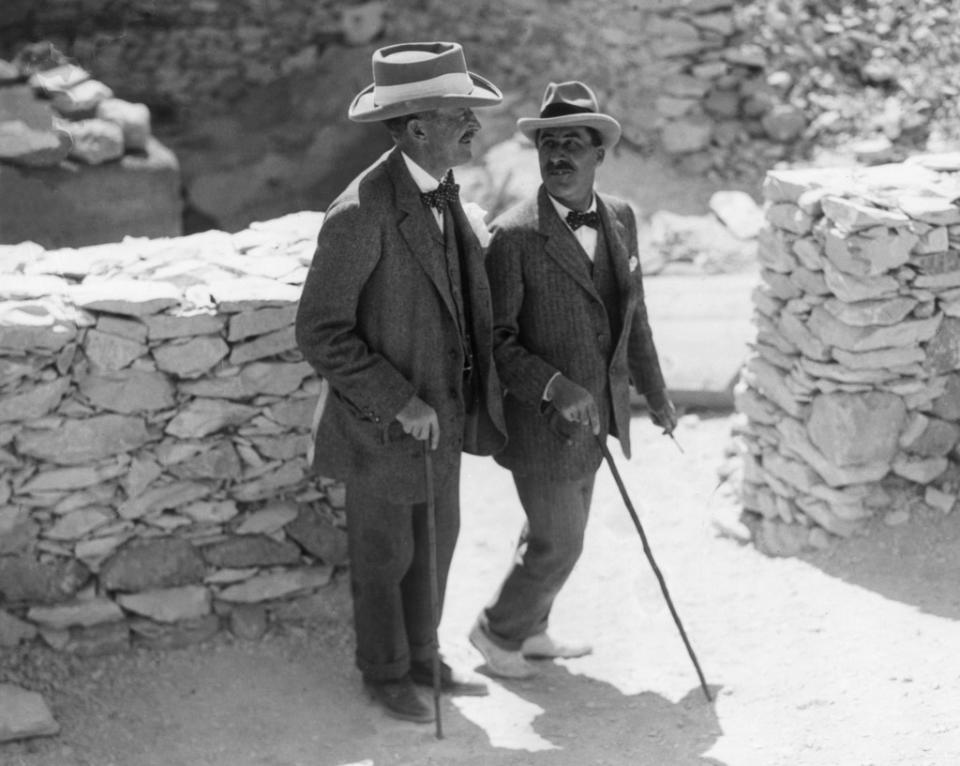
[295,41,506,722]
[469,81,677,679]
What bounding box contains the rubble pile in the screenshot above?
[0,211,349,656]
[734,154,960,556]
[1,42,155,169]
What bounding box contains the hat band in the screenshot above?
[373,72,474,107]
[540,102,595,119]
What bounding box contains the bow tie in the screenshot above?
[566,209,600,230]
[421,171,460,210]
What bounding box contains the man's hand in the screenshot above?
[546,375,600,435]
[395,395,440,450]
[645,390,678,436]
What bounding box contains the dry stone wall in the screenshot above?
[0,211,350,654]
[1,0,809,230]
[734,153,960,556]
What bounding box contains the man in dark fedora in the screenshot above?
[295,41,506,722]
[469,81,677,679]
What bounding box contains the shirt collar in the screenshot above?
[548,192,597,222]
[401,152,446,193]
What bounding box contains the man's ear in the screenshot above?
[596,146,606,165]
[407,117,428,142]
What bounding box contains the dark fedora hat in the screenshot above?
[517,80,622,148]
[348,41,502,123]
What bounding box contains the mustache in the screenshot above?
[545,160,575,172]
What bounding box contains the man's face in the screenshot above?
[418,107,482,172]
[537,126,604,211]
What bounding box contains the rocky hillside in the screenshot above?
[735,0,960,167]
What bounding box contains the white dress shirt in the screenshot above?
[548,193,598,261]
[402,152,446,234]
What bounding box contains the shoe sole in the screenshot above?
[522,648,593,660]
[410,675,490,696]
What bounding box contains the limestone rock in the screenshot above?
[43,620,130,656]
[144,312,226,340]
[27,597,124,629]
[164,398,258,439]
[0,378,69,422]
[99,537,206,592]
[70,280,181,316]
[0,299,79,352]
[118,481,210,520]
[15,414,151,465]
[925,486,956,514]
[83,328,147,370]
[117,585,211,623]
[216,566,332,604]
[0,554,90,604]
[822,262,899,302]
[0,609,37,647]
[152,335,230,378]
[821,296,918,327]
[228,326,298,365]
[823,226,917,277]
[284,507,349,566]
[228,603,268,640]
[44,508,112,541]
[52,79,113,116]
[180,360,312,399]
[807,392,906,467]
[820,196,910,231]
[0,684,59,742]
[708,190,765,239]
[96,98,151,151]
[891,455,948,484]
[924,317,960,374]
[78,369,176,413]
[128,613,220,649]
[200,534,302,568]
[65,118,124,164]
[235,501,299,536]
[0,120,71,167]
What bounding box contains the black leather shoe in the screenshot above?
[410,660,489,697]
[363,675,435,723]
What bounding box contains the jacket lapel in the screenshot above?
[597,196,633,303]
[389,149,458,322]
[537,187,599,300]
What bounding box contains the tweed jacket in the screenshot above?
[295,147,506,502]
[485,186,667,480]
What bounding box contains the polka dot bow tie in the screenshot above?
[421,171,460,210]
[566,210,600,230]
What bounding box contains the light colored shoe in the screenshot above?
[521,632,592,659]
[469,622,538,679]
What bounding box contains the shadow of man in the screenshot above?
[450,660,725,766]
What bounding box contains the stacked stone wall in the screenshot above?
[734,154,960,556]
[0,0,801,183]
[0,211,349,653]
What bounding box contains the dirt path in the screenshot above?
[3,414,960,766]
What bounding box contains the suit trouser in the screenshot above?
[345,468,460,682]
[483,471,595,650]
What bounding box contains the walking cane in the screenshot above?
[596,436,713,703]
[422,443,444,738]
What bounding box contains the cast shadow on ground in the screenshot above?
[798,504,960,622]
[448,660,726,766]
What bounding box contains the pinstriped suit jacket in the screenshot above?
[295,147,506,501]
[485,186,667,480]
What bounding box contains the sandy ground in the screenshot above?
[3,413,960,766]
